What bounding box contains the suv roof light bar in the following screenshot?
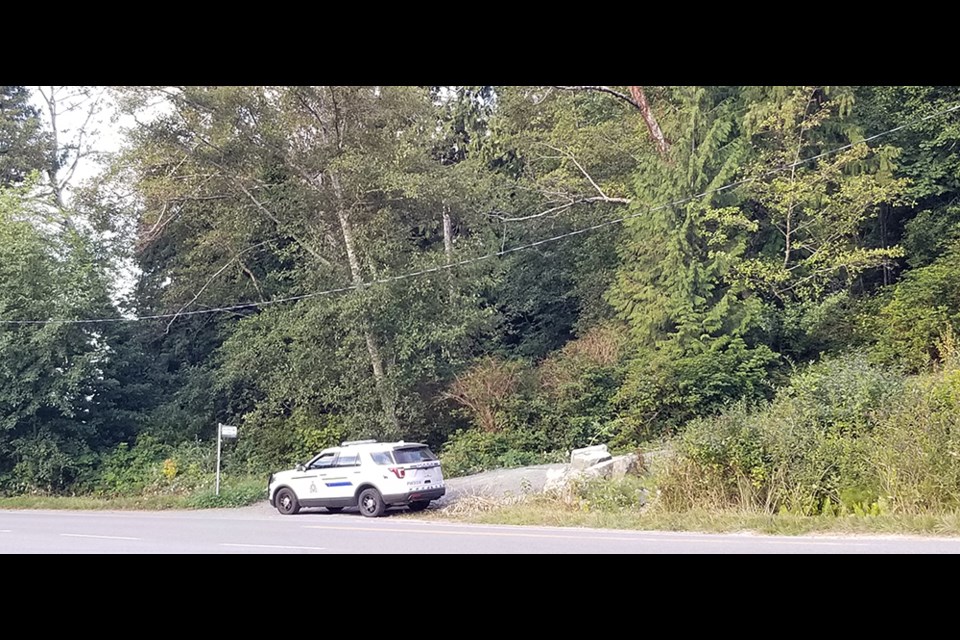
[341,439,379,446]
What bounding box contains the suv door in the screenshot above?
[324,451,363,499]
[291,452,336,505]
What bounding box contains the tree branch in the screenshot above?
[552,85,670,158]
[487,195,631,223]
[552,86,641,109]
[189,132,333,268]
[541,143,613,200]
[165,239,274,332]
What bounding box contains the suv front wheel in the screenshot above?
[358,488,385,517]
[276,488,300,515]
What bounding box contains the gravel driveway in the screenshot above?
[436,463,568,506]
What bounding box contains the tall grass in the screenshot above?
[0,476,266,511]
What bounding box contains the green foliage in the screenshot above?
[0,185,141,494]
[186,478,266,509]
[0,86,50,186]
[615,336,779,441]
[868,241,960,371]
[96,435,217,496]
[867,359,960,512]
[6,84,960,508]
[656,353,960,515]
[440,428,562,478]
[571,476,649,512]
[230,408,348,475]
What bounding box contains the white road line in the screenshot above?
[60,533,140,541]
[303,524,871,546]
[221,543,327,551]
[0,530,11,533]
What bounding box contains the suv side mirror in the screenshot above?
[295,463,305,472]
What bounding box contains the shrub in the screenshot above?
[572,476,649,512]
[443,357,530,433]
[97,436,172,496]
[440,428,563,477]
[657,354,902,514]
[230,409,347,475]
[616,336,780,441]
[187,478,266,509]
[868,361,960,512]
[869,240,960,371]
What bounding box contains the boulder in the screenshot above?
[570,444,612,470]
[610,453,644,478]
[543,467,572,493]
[583,458,616,480]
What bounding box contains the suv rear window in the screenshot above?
[393,446,437,464]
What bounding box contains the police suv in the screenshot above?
[268,440,446,517]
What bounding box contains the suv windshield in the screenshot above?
[393,446,437,464]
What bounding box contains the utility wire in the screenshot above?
[3,102,959,326]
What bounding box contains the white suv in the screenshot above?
[268,440,446,517]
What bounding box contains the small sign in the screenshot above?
[220,425,238,439]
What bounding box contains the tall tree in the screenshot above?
[0,86,49,186]
[0,185,138,492]
[116,86,502,451]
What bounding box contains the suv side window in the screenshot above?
[335,452,360,467]
[369,450,394,465]
[308,453,336,470]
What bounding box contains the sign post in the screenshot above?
[216,423,238,496]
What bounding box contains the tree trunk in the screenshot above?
[38,86,77,233]
[330,172,401,436]
[629,86,670,158]
[442,204,454,299]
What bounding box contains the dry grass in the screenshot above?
[420,494,960,537]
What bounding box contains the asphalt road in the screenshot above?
[3,506,960,553]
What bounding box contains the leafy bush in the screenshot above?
[187,478,266,509]
[440,428,563,477]
[657,354,902,515]
[869,241,960,371]
[572,476,649,512]
[96,435,218,497]
[616,336,779,441]
[230,409,347,475]
[97,436,172,496]
[868,360,960,512]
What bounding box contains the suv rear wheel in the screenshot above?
[358,488,385,517]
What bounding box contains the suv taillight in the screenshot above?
[389,467,406,479]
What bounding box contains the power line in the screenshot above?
[3,101,959,326]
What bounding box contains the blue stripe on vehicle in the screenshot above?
[325,481,353,487]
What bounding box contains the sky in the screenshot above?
[29,86,127,199]
[28,86,146,303]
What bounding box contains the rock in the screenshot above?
[543,467,585,505]
[570,444,608,457]
[570,444,612,469]
[543,467,572,493]
[583,458,616,480]
[610,453,644,478]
